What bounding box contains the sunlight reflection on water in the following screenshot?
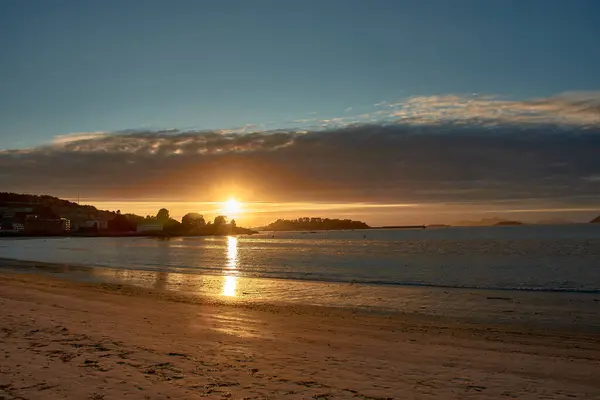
[222,275,237,297]
[223,236,238,297]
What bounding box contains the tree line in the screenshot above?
[110,208,237,235]
[261,217,369,231]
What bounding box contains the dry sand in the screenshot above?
[0,273,599,399]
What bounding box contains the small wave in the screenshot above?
[352,280,600,294]
[80,263,600,294]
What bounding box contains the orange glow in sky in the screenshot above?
[80,199,600,227]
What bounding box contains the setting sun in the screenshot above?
[223,198,241,215]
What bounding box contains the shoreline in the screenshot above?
[0,228,259,239]
[1,257,600,333]
[1,254,599,294]
[1,271,599,399]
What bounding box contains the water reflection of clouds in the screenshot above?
[223,236,238,297]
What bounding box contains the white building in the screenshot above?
[61,218,71,232]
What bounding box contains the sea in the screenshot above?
[1,225,600,330]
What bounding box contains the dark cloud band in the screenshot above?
[1,93,599,206]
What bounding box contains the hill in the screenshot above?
[591,216,600,223]
[0,192,119,222]
[0,192,257,236]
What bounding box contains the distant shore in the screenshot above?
[0,226,258,238]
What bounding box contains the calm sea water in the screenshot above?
[1,224,599,292]
[2,225,600,329]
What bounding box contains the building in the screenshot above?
[0,221,24,233]
[0,203,69,235]
[61,218,71,232]
[24,217,67,235]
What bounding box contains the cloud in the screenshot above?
[1,93,599,209]
[344,107,353,112]
[52,131,108,145]
[391,92,600,127]
[583,175,600,182]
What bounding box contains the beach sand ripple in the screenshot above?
[1,273,599,399]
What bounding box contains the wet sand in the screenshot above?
[2,257,599,333]
[1,273,599,399]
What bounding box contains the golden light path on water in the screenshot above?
[222,236,238,297]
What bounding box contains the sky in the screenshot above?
[1,0,600,225]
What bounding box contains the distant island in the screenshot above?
[455,216,599,226]
[494,220,523,226]
[535,218,574,225]
[454,217,525,227]
[260,217,370,231]
[370,225,426,230]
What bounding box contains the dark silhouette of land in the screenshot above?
[3,192,596,237]
[454,217,526,227]
[591,215,600,223]
[260,218,430,231]
[535,218,574,225]
[494,220,524,226]
[0,192,255,237]
[260,217,369,231]
[370,225,426,230]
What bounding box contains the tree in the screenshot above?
[108,212,135,232]
[156,208,170,223]
[230,219,236,230]
[261,217,369,231]
[182,213,206,228]
[213,215,227,227]
[212,215,227,234]
[164,219,182,232]
[124,213,145,226]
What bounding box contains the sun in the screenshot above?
[223,198,241,215]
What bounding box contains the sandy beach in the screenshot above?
[0,273,599,399]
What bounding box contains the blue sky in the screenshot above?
[1,0,599,149]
